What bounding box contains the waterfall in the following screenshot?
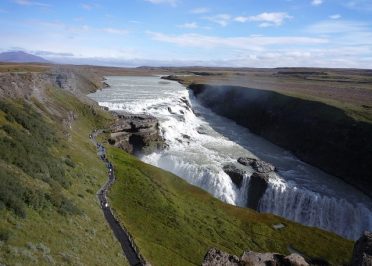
[258,180,372,240]
[88,75,372,240]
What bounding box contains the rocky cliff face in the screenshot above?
[352,231,372,266]
[189,84,372,198]
[0,67,100,100]
[246,172,270,210]
[202,248,311,266]
[223,157,276,211]
[109,112,165,155]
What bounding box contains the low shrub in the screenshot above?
[0,101,80,217]
[64,157,76,168]
[0,229,11,242]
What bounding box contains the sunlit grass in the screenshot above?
[108,147,353,266]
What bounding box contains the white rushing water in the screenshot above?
[88,76,372,240]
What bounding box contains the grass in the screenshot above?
[107,147,354,266]
[0,86,127,265]
[0,63,50,73]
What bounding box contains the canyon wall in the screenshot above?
[189,84,372,198]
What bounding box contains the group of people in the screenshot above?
[93,133,115,209]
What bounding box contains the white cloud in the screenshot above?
[102,28,128,35]
[147,31,328,50]
[13,0,50,7]
[329,14,341,19]
[145,0,178,6]
[178,22,198,29]
[191,7,209,14]
[205,14,231,26]
[81,3,93,10]
[235,12,292,27]
[234,16,249,23]
[345,0,372,11]
[308,20,370,34]
[311,0,323,6]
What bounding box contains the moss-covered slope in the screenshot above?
[0,82,127,265]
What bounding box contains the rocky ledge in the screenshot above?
[238,157,276,173]
[203,232,372,266]
[247,172,270,210]
[223,157,276,211]
[108,112,165,155]
[202,248,310,266]
[222,164,246,188]
[352,231,372,266]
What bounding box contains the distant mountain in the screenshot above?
[0,51,50,63]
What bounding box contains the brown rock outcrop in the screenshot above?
[109,112,165,155]
[202,248,240,266]
[202,248,310,266]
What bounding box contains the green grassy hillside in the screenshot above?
[107,147,354,266]
[0,86,128,265]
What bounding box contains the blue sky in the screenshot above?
[0,0,371,68]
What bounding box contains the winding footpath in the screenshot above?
[91,130,145,266]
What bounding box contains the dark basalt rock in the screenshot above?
[351,231,372,266]
[161,75,184,83]
[197,126,208,135]
[180,96,192,110]
[109,112,165,155]
[247,172,270,210]
[222,164,246,188]
[167,107,176,114]
[202,248,310,266]
[238,157,276,173]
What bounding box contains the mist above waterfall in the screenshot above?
[88,75,372,240]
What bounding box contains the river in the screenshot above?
[88,75,372,240]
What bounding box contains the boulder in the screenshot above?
[197,126,208,135]
[284,254,309,266]
[222,164,246,188]
[237,157,255,166]
[351,231,372,266]
[247,172,270,210]
[202,248,240,266]
[167,107,176,114]
[238,157,276,173]
[202,248,310,266]
[241,251,284,265]
[109,112,165,155]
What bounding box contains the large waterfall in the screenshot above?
[88,75,372,240]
